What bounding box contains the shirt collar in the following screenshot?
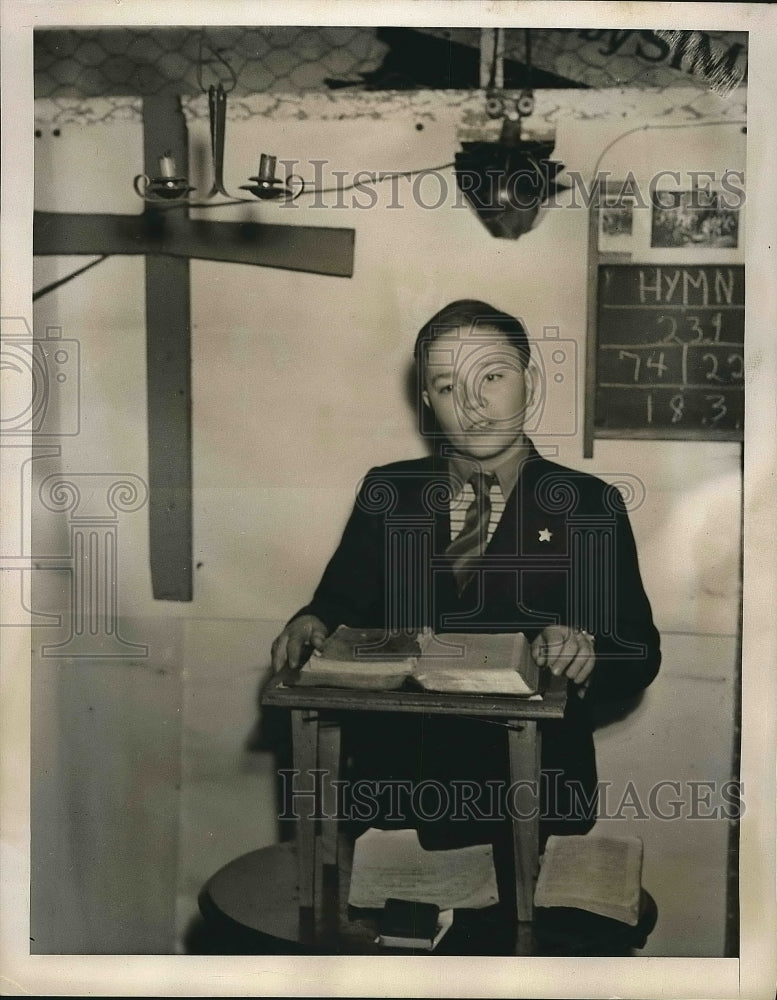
[447,437,533,500]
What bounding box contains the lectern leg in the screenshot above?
[291,709,319,946]
[507,720,541,938]
[319,718,342,947]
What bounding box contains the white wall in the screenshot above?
[30,87,744,953]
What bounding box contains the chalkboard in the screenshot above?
[591,264,744,446]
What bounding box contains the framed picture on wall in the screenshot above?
[650,189,740,248]
[598,194,636,252]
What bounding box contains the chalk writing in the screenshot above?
[636,267,735,306]
[595,264,744,436]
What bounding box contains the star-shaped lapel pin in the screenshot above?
[538,528,553,543]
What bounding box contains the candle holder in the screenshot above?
[133,173,197,202]
[134,154,195,202]
[133,151,303,205]
[239,153,305,202]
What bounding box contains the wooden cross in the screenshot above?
[34,94,355,601]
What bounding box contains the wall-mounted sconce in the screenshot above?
[133,150,303,205]
[132,80,304,207]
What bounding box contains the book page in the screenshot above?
[302,625,420,679]
[314,625,422,663]
[348,827,499,910]
[414,631,540,695]
[534,835,643,925]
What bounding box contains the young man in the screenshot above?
[271,299,661,842]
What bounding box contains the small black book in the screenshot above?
[377,898,442,950]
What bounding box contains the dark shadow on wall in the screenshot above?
[326,27,588,90]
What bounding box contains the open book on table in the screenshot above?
[292,625,541,696]
[533,834,644,926]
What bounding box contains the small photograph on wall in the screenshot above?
[650,190,740,248]
[598,196,635,252]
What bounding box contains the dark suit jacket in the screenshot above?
[291,444,661,840]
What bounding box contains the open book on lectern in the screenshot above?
[293,626,541,696]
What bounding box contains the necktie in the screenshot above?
[447,472,497,595]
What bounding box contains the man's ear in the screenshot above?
[422,389,431,409]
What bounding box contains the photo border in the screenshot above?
[2,3,775,997]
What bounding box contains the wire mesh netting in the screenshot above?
[34,26,389,98]
[35,26,747,102]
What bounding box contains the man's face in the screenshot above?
[422,325,531,461]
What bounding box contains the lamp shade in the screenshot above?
[454,137,567,239]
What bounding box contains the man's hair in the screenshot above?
[413,299,531,374]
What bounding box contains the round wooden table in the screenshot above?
[198,841,518,955]
[196,841,656,956]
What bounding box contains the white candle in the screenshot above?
[158,155,177,179]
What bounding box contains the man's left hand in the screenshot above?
[531,625,596,696]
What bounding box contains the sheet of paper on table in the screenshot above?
[347,827,500,910]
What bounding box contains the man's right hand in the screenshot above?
[271,615,329,672]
